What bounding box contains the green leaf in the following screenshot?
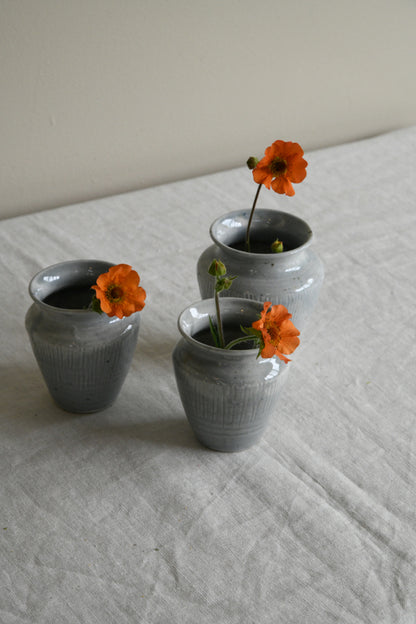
[208,315,221,348]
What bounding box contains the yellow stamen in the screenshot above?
[107,285,124,302]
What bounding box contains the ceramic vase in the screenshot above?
[172,298,290,452]
[197,209,324,331]
[25,259,141,413]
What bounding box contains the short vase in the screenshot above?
[172,298,290,452]
[197,209,324,331]
[25,259,141,413]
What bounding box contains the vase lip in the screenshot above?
[28,258,115,315]
[177,297,264,357]
[210,208,313,258]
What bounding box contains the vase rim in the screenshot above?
[28,258,115,315]
[210,208,313,258]
[177,297,266,358]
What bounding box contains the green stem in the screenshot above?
[215,290,225,348]
[245,183,262,252]
[225,336,257,350]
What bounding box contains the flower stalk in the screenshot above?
[214,288,225,348]
[208,259,236,348]
[245,183,262,252]
[224,334,257,351]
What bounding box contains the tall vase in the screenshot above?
[172,298,290,452]
[25,259,141,413]
[197,209,324,332]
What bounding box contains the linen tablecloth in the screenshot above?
[1,126,415,623]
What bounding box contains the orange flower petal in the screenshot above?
[95,273,110,290]
[282,141,304,158]
[261,342,278,359]
[121,270,140,288]
[288,164,307,184]
[269,304,292,324]
[268,140,286,157]
[275,351,291,364]
[271,176,295,196]
[109,264,133,280]
[252,167,272,189]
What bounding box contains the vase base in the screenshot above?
[192,429,264,452]
[54,401,113,414]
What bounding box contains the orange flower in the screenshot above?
[91,264,146,319]
[252,140,307,196]
[252,301,300,362]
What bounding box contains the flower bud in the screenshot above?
[271,239,284,253]
[246,157,259,170]
[215,275,237,293]
[208,259,227,277]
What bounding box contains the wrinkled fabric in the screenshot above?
[1,126,415,623]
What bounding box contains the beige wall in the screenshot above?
[1,0,416,220]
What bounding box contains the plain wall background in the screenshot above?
[1,0,416,220]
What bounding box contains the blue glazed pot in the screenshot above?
[25,259,141,413]
[172,298,290,452]
[197,209,324,332]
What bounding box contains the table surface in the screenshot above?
[1,127,416,624]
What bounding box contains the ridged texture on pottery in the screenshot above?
[174,355,287,451]
[197,209,324,332]
[27,327,139,413]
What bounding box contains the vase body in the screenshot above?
[172,298,289,452]
[197,209,324,331]
[25,259,141,413]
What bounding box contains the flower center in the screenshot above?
[270,158,287,176]
[265,321,281,346]
[107,285,124,302]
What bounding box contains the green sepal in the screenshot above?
[90,295,103,314]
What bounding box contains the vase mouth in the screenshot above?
[177,297,265,356]
[28,259,115,314]
[210,209,313,257]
